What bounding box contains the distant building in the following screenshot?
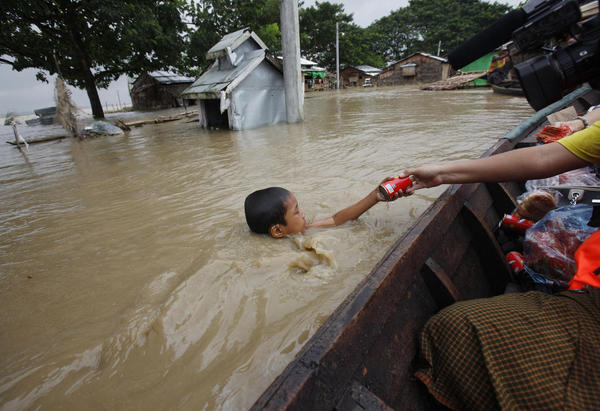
[300,58,328,92]
[181,28,286,130]
[275,56,329,92]
[378,52,453,86]
[130,71,195,110]
[340,65,382,88]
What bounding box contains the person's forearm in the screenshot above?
[585,108,600,125]
[332,190,379,226]
[439,142,588,184]
[553,108,600,132]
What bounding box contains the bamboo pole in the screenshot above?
[12,124,20,150]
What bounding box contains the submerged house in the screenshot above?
[130,71,195,110]
[378,52,452,86]
[340,65,382,87]
[181,28,286,130]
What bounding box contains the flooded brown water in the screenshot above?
[0,87,533,410]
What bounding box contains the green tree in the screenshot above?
[0,0,186,118]
[300,2,381,70]
[408,0,512,57]
[339,24,385,69]
[368,8,420,61]
[185,0,281,70]
[368,0,513,62]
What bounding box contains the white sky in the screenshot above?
[1,0,524,115]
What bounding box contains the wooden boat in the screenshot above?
[252,85,600,410]
[491,80,524,96]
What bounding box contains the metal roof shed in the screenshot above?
[130,71,195,110]
[181,28,286,130]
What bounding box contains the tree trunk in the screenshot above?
[82,64,104,119]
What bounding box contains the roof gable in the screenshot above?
[182,49,283,98]
[206,27,268,60]
[394,52,448,66]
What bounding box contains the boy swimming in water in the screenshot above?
[244,180,404,238]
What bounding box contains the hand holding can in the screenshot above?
[378,176,415,201]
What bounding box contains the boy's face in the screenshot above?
[270,193,306,237]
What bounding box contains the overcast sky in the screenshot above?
[1,0,523,115]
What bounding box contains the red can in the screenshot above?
[499,214,534,234]
[379,176,414,200]
[506,251,524,274]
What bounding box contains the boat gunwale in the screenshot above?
[252,85,597,410]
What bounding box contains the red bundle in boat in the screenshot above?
[535,125,572,144]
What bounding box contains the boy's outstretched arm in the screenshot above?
[306,179,403,229]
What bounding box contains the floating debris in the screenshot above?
[83,121,124,137]
[421,71,487,90]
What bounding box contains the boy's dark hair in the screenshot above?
[244,187,291,234]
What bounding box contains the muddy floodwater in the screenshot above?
[0,87,533,410]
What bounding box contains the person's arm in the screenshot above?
[400,142,590,192]
[552,107,600,133]
[307,179,402,229]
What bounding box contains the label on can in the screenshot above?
[378,176,414,200]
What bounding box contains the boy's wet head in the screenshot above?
[244,187,306,238]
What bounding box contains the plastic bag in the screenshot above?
[521,166,600,196]
[523,205,597,290]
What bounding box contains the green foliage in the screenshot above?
[299,2,383,70]
[368,8,420,61]
[409,0,512,56]
[0,0,186,117]
[256,23,282,54]
[368,0,513,61]
[185,0,281,70]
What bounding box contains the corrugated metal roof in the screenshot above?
[355,65,382,75]
[206,28,268,59]
[181,49,267,97]
[416,52,447,63]
[302,65,325,72]
[148,71,195,84]
[394,52,448,64]
[277,56,318,67]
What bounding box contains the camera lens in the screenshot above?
[515,55,564,111]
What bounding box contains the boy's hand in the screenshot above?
[375,177,412,201]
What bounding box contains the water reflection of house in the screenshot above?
[340,65,382,88]
[181,28,286,130]
[378,52,453,86]
[130,71,195,110]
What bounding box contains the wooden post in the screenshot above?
[280,0,304,123]
[336,22,340,90]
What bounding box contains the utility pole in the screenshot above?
[336,21,340,89]
[280,0,304,123]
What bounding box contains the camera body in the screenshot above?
[448,0,600,110]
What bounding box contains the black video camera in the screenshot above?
[448,0,600,111]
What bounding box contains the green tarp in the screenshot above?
[460,51,495,86]
[305,71,326,79]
